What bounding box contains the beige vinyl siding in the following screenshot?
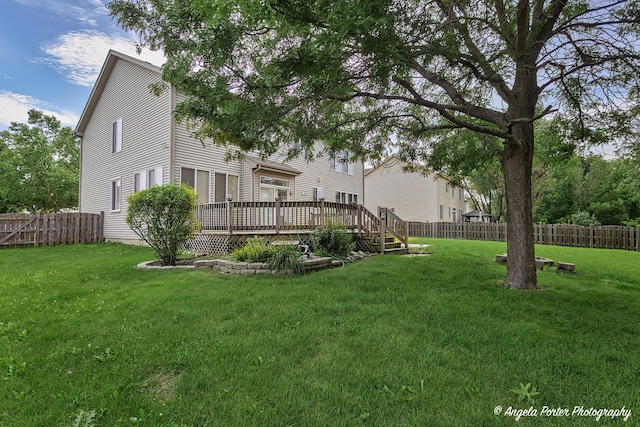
[364,158,465,222]
[287,154,363,202]
[262,143,364,203]
[79,58,171,240]
[172,106,243,203]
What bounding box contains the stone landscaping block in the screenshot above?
[241,269,256,275]
[193,260,218,268]
[557,262,575,273]
[231,262,248,269]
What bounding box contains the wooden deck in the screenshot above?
[193,201,408,254]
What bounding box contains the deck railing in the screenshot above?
[378,207,410,250]
[196,200,410,253]
[198,200,376,234]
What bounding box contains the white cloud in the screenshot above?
[10,0,105,26]
[0,90,79,129]
[40,30,165,87]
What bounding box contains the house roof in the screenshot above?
[462,210,491,218]
[365,155,456,183]
[74,50,162,137]
[245,155,302,176]
[364,155,400,176]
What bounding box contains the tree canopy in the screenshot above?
[108,0,640,289]
[0,110,79,213]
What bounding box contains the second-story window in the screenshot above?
[329,152,354,175]
[112,118,122,153]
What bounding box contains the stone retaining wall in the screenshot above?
[193,257,337,275]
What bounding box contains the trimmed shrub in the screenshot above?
[126,184,199,266]
[310,219,354,257]
[268,244,306,274]
[232,236,276,262]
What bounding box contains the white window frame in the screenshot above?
[111,178,121,212]
[216,173,240,202]
[181,167,212,203]
[312,187,324,201]
[133,170,147,193]
[335,190,358,204]
[439,204,444,220]
[112,118,122,153]
[147,165,163,188]
[329,152,354,176]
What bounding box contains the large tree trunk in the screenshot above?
[501,120,537,290]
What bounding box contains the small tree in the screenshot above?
[126,184,199,266]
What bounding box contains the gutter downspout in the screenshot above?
[168,84,177,183]
[253,164,263,201]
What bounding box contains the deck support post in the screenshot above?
[226,198,233,235]
[275,198,281,235]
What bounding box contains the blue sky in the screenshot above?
[0,0,164,131]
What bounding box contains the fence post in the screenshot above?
[404,220,409,248]
[319,199,325,227]
[99,211,105,242]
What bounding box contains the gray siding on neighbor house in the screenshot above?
[79,57,171,240]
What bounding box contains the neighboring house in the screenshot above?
[462,210,492,223]
[365,156,466,223]
[75,50,364,242]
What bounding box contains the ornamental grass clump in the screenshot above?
[268,243,306,274]
[125,184,199,266]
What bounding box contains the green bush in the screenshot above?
[310,219,354,257]
[622,217,640,227]
[569,210,601,226]
[268,244,306,274]
[125,184,199,266]
[232,236,276,262]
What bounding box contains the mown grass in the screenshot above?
[1,240,639,426]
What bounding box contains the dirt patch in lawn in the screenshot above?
[143,369,182,402]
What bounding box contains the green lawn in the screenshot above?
[1,240,639,426]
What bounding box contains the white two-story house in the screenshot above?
[76,50,364,243]
[365,155,466,223]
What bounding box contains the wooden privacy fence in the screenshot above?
[408,221,640,251]
[0,212,104,248]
